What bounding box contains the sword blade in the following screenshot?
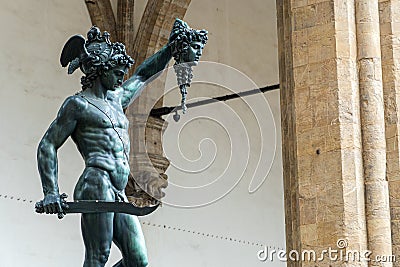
[65,201,159,216]
[35,199,159,217]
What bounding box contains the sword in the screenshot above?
[35,193,159,219]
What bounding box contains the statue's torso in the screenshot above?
[72,94,130,191]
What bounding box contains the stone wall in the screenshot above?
[277,0,400,266]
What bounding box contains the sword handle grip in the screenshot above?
[34,200,45,214]
[34,193,69,219]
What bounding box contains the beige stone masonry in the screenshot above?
[379,0,400,265]
[356,0,392,266]
[276,0,397,265]
[84,0,117,40]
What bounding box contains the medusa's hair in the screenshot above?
[169,19,208,64]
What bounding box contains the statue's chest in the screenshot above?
[82,100,128,129]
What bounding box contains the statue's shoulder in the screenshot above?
[59,94,88,114]
[107,89,124,105]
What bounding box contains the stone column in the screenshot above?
[379,0,400,264]
[355,1,393,265]
[125,112,170,207]
[276,0,368,265]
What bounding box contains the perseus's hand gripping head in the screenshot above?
[60,26,134,90]
[169,19,208,114]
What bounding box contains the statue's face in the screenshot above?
[182,41,204,65]
[100,65,127,91]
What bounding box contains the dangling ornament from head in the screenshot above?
[169,19,208,113]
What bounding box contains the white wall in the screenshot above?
[0,0,284,266]
[0,0,92,266]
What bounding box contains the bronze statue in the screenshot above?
[36,20,207,267]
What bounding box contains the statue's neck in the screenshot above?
[85,79,108,100]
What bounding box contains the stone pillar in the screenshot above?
[125,112,169,207]
[276,1,301,265]
[276,0,368,265]
[355,1,393,266]
[379,0,400,264]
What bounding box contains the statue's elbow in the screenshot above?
[37,138,55,160]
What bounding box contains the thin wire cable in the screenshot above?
[0,193,284,250]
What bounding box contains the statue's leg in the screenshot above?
[82,212,114,267]
[74,167,116,267]
[113,213,148,267]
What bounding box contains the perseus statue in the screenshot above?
[36,21,207,267]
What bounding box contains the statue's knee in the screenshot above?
[99,248,111,264]
[87,248,110,265]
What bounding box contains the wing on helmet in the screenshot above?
[60,35,86,74]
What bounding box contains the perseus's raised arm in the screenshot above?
[120,44,173,108]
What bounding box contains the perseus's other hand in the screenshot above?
[168,21,182,48]
[168,33,178,52]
